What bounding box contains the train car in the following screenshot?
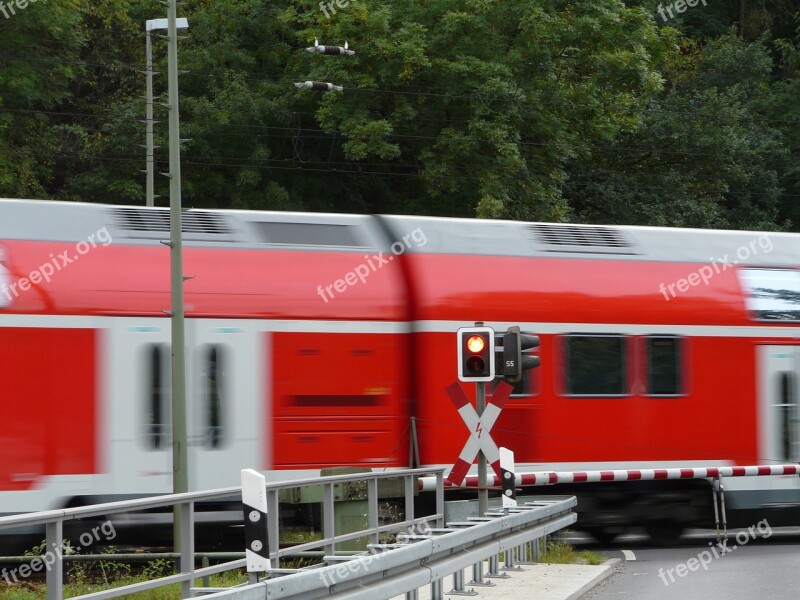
[0,198,798,542]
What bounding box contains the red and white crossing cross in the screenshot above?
[445,380,513,486]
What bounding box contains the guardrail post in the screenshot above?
[517,543,534,565]
[323,483,335,557]
[468,560,494,587]
[180,501,195,599]
[45,519,63,600]
[448,568,477,596]
[431,577,443,600]
[405,589,419,600]
[435,472,445,527]
[267,488,280,569]
[404,474,415,523]
[486,553,508,579]
[502,547,522,571]
[368,477,379,545]
[201,555,210,587]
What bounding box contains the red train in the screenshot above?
[1,198,799,541]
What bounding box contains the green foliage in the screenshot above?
[537,539,606,565]
[0,567,247,599]
[140,558,175,580]
[0,0,799,229]
[565,32,788,230]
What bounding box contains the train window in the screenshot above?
[739,269,800,322]
[564,335,627,396]
[146,344,169,450]
[256,222,362,247]
[204,345,227,449]
[646,336,684,396]
[779,372,796,462]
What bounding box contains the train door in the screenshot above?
[108,319,172,495]
[187,320,262,490]
[758,345,800,462]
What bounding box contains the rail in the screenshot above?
[0,468,446,600]
[199,496,577,600]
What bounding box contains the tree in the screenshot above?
[565,32,788,230]
[0,0,83,197]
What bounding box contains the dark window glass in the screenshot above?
[565,335,626,396]
[147,344,168,450]
[780,372,796,462]
[647,336,683,396]
[205,346,226,449]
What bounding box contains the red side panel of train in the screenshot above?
[0,200,798,520]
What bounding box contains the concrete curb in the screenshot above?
[564,558,622,600]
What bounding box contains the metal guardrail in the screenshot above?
[0,468,446,600]
[200,497,577,600]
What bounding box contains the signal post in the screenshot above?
[455,323,539,515]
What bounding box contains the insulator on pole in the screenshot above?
[306,38,355,56]
[294,81,343,92]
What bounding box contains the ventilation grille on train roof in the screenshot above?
[108,207,236,240]
[527,224,636,254]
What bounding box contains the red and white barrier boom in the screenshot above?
[418,464,800,492]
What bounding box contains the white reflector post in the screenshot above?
[500,447,517,508]
[242,469,269,572]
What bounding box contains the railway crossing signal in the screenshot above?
[457,326,495,382]
[445,380,513,485]
[453,323,538,514]
[500,326,540,383]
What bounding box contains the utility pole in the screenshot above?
[143,17,188,206]
[164,2,190,593]
[144,29,155,207]
[166,0,188,505]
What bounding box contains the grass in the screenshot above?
[0,556,249,600]
[536,540,607,566]
[0,570,249,599]
[1,535,603,598]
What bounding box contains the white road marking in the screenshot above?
[622,549,636,561]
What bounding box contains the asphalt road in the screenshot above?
[571,527,800,599]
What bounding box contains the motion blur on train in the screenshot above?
[1,198,799,544]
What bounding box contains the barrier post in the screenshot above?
[242,469,269,583]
